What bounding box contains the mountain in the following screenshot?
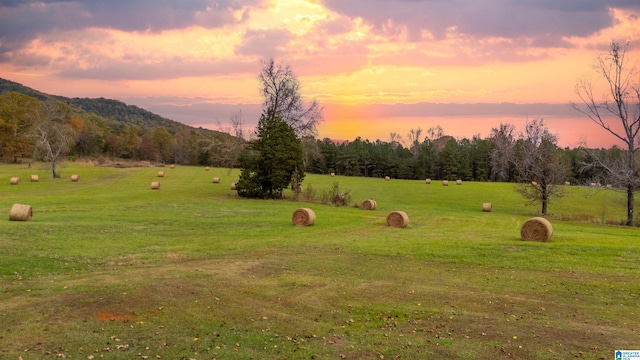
[0,77,214,135]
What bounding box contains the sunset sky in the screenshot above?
[1,0,639,148]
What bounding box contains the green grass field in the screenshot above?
[1,161,638,359]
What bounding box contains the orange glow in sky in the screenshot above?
[1,0,639,148]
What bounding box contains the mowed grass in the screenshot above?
[0,162,638,360]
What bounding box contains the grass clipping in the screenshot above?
[292,208,316,226]
[10,204,32,221]
[520,217,553,242]
[387,211,409,228]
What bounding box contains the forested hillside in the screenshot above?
[0,78,197,133]
[0,78,237,166]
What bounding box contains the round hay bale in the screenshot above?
[362,199,377,210]
[442,180,449,186]
[520,217,553,242]
[70,174,79,182]
[425,178,431,184]
[157,171,165,177]
[482,203,492,212]
[456,179,462,185]
[231,183,237,190]
[10,177,21,185]
[151,181,160,190]
[212,177,220,183]
[205,166,210,171]
[384,176,390,181]
[292,208,316,226]
[30,175,39,182]
[330,172,335,177]
[564,181,570,186]
[387,211,409,228]
[10,203,32,221]
[170,164,175,169]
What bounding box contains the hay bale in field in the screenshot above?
[589,182,597,187]
[531,181,538,186]
[70,174,79,182]
[482,203,492,212]
[30,175,38,182]
[456,179,462,185]
[425,178,431,184]
[387,210,409,228]
[384,176,390,181]
[9,203,32,221]
[442,180,449,186]
[564,181,570,186]
[170,164,175,169]
[205,167,210,171]
[10,177,21,185]
[157,171,165,177]
[362,199,377,210]
[212,177,220,183]
[231,183,237,190]
[520,217,553,242]
[292,208,316,226]
[151,181,160,190]
[330,172,335,177]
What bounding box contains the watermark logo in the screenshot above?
[616,350,640,360]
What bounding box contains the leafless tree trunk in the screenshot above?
[259,58,323,138]
[513,119,569,216]
[489,123,515,182]
[572,41,640,226]
[407,128,423,158]
[30,100,76,178]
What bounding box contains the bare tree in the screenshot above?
[202,110,248,172]
[572,40,640,226]
[407,128,423,158]
[389,132,403,150]
[30,100,78,178]
[489,123,515,182]
[259,58,323,138]
[513,119,569,216]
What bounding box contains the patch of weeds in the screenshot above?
[321,182,351,206]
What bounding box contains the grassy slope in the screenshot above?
[0,162,638,359]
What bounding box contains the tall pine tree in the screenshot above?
[237,110,304,199]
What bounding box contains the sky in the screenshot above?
[1,0,639,148]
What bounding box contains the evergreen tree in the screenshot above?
[237,110,304,199]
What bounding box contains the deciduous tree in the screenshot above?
[572,40,640,226]
[31,100,80,178]
[0,92,38,162]
[259,58,323,138]
[513,119,569,216]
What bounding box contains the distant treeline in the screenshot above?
[303,135,608,185]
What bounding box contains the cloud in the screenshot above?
[319,0,639,42]
[0,0,263,57]
[236,28,295,57]
[58,58,256,80]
